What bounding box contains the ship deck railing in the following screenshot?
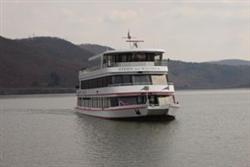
[107,82,174,87]
[107,82,152,87]
[104,61,166,67]
[80,61,168,73]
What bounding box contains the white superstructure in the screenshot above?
[76,33,179,118]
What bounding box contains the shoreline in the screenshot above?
[0,88,76,95]
[0,87,249,96]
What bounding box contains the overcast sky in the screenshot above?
[0,0,249,62]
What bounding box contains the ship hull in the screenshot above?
[75,106,175,119]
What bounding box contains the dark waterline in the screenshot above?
[0,89,249,167]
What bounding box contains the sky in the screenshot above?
[0,0,249,62]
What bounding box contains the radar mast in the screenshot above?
[122,31,144,48]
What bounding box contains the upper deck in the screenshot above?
[88,48,165,61]
[80,48,168,74]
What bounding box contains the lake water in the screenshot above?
[0,89,249,167]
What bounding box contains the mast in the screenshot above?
[122,31,144,48]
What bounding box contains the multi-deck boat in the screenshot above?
[76,33,179,118]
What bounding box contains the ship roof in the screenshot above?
[88,48,165,61]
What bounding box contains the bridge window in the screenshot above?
[103,52,162,64]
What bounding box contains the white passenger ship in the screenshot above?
[76,33,179,118]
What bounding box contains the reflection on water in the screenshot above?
[74,113,176,166]
[0,90,250,167]
[74,114,175,167]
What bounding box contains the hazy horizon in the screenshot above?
[1,0,249,62]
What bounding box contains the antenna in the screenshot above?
[122,30,134,39]
[122,30,144,48]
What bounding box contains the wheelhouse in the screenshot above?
[88,49,166,68]
[103,50,164,67]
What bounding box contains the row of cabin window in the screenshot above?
[78,96,147,108]
[103,52,161,63]
[78,97,109,108]
[81,75,153,89]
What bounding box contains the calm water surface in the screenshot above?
[0,89,249,167]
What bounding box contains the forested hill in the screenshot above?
[0,36,93,88]
[79,44,113,55]
[168,60,250,89]
[207,59,250,66]
[0,35,249,92]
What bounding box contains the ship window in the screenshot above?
[85,80,89,89]
[134,53,146,61]
[94,79,98,88]
[110,97,118,107]
[154,54,162,63]
[85,99,89,107]
[82,80,86,89]
[101,77,106,87]
[122,75,132,85]
[80,81,83,89]
[85,98,89,107]
[111,55,116,63]
[102,98,106,108]
[95,98,98,108]
[81,98,85,107]
[96,97,99,108]
[103,57,107,64]
[97,78,102,88]
[103,97,110,108]
[92,98,96,108]
[133,75,151,84]
[114,54,120,62]
[97,97,101,108]
[113,75,123,84]
[103,52,162,64]
[117,55,122,62]
[121,54,127,62]
[118,97,137,106]
[112,75,132,85]
[91,98,94,107]
[99,97,103,108]
[83,98,87,107]
[95,79,98,88]
[107,76,112,86]
[82,98,85,107]
[107,96,147,106]
[81,74,169,89]
[145,53,155,61]
[91,98,94,108]
[137,96,146,104]
[88,98,91,107]
[127,53,132,62]
[149,96,159,106]
[107,55,111,66]
[84,98,87,107]
[112,53,134,62]
[105,77,108,87]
